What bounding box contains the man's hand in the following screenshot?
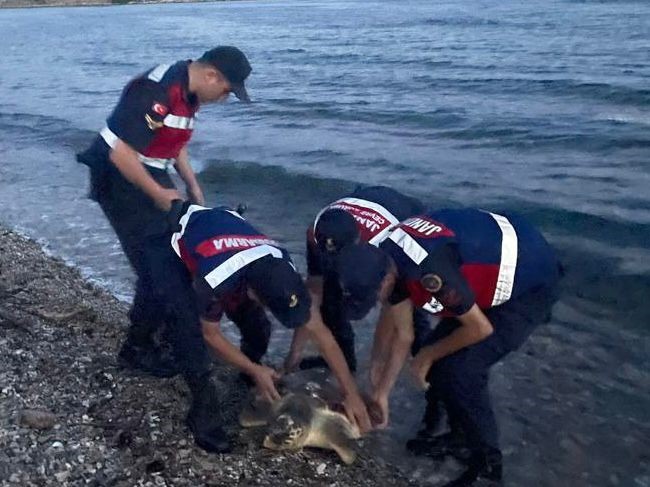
[154,188,183,211]
[342,391,372,434]
[175,146,205,206]
[410,346,436,391]
[250,364,282,403]
[186,182,205,206]
[282,350,301,374]
[368,393,389,429]
[283,326,311,374]
[369,362,383,390]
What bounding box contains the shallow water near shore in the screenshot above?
[1,0,649,484]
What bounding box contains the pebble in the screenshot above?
[54,471,70,482]
[19,409,57,430]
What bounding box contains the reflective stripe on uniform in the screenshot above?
[148,64,171,82]
[99,126,175,170]
[99,126,118,149]
[369,225,396,247]
[204,244,284,289]
[388,228,429,265]
[312,197,400,243]
[487,212,518,306]
[163,114,195,130]
[171,205,211,257]
[138,154,175,170]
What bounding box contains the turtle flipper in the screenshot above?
[239,397,274,427]
[307,410,359,465]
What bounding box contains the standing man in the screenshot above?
[76,47,252,451]
[334,209,561,486]
[77,46,251,373]
[169,203,371,434]
[284,185,426,373]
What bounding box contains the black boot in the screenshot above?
[415,397,448,439]
[406,428,471,461]
[444,448,503,487]
[185,371,233,454]
[117,337,180,378]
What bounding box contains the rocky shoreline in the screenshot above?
[0,226,414,486]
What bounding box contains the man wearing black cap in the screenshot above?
[334,209,561,486]
[166,202,371,446]
[76,46,252,378]
[284,186,426,373]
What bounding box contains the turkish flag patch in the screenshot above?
[152,102,168,116]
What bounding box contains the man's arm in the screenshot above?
[369,298,415,428]
[368,304,396,389]
[110,140,181,211]
[410,304,493,389]
[303,318,372,433]
[106,79,181,211]
[201,317,280,402]
[174,146,205,205]
[409,245,490,388]
[284,275,324,371]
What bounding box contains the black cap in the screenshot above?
[247,256,311,329]
[314,209,359,255]
[336,244,389,320]
[199,46,252,102]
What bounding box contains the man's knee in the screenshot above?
[428,351,488,397]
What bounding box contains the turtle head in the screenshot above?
[263,414,309,450]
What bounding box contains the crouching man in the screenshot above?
[166,202,371,446]
[285,185,427,373]
[334,208,561,486]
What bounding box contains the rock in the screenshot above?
[19,409,57,430]
[0,227,415,487]
[54,471,70,482]
[145,459,166,474]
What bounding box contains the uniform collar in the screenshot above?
[179,60,199,107]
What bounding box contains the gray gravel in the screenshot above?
[0,226,415,486]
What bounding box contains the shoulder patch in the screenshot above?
[325,237,337,253]
[421,274,443,293]
[145,113,164,131]
[152,102,169,116]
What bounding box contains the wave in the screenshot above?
[413,77,650,106]
[421,16,502,27]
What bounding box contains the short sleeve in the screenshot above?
[420,244,475,316]
[106,78,169,153]
[306,227,324,276]
[193,277,224,322]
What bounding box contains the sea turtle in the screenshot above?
[240,392,361,464]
